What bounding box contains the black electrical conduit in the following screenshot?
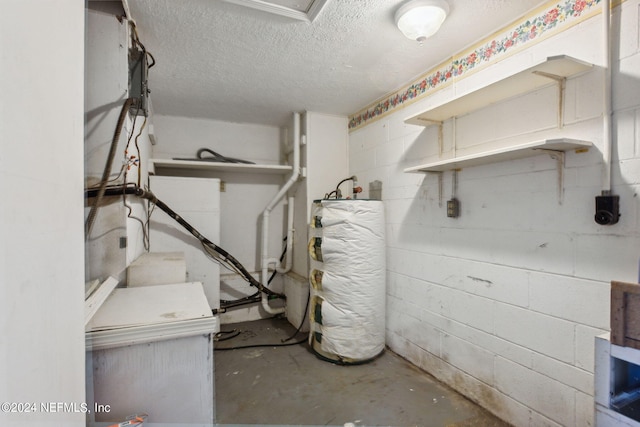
[85,98,136,239]
[217,236,288,312]
[218,295,262,312]
[85,184,285,300]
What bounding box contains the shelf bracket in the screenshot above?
[536,148,565,204]
[438,122,444,157]
[532,71,567,129]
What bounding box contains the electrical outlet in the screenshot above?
[447,198,460,218]
[595,195,620,225]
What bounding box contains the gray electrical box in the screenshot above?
[369,180,382,200]
[129,47,148,116]
[447,198,460,218]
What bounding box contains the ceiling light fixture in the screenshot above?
[395,0,449,43]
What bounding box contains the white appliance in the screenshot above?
[149,175,221,309]
[308,199,386,364]
[595,333,640,427]
[85,282,218,425]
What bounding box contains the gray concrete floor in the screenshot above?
[214,317,510,427]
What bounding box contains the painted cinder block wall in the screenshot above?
[348,1,640,426]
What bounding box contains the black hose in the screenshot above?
[214,336,308,351]
[173,148,255,164]
[332,176,355,200]
[85,98,135,239]
[86,185,284,299]
[138,188,281,297]
[220,294,262,310]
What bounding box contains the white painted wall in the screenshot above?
[85,3,151,282]
[291,111,349,279]
[150,113,348,324]
[286,112,349,329]
[0,1,85,426]
[349,3,640,426]
[151,115,288,321]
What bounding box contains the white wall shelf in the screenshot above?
[149,158,293,175]
[402,55,594,208]
[404,138,592,173]
[404,55,593,126]
[405,138,592,205]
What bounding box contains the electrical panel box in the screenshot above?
[595,195,620,225]
[128,47,148,116]
[447,198,460,218]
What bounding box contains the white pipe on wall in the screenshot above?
[261,112,300,314]
[602,0,612,194]
[121,0,134,24]
[276,196,295,274]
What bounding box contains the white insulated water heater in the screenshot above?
[308,199,386,364]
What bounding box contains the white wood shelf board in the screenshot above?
[405,55,593,125]
[85,317,218,351]
[86,282,212,332]
[404,138,592,173]
[149,158,293,175]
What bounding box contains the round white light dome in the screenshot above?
[395,0,449,42]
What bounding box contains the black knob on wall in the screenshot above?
[595,195,620,225]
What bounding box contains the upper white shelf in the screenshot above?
[404,138,592,173]
[405,55,593,126]
[149,158,293,175]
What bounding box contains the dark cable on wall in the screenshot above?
[85,185,284,300]
[281,288,310,343]
[85,97,135,239]
[173,148,255,164]
[217,236,288,311]
[214,283,310,350]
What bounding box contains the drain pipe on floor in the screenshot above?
[261,112,301,314]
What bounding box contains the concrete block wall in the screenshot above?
[349,2,640,426]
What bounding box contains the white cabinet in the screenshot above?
[85,283,217,426]
[149,176,221,309]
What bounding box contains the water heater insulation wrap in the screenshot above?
[308,199,386,364]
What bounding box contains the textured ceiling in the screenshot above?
[127,0,546,127]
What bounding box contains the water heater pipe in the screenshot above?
[260,112,300,314]
[602,0,612,194]
[264,195,294,274]
[276,196,295,274]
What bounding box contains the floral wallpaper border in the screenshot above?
[348,0,603,131]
